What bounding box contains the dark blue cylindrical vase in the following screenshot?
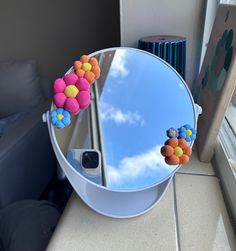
[139,35,186,80]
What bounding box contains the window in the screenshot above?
[201,0,236,225]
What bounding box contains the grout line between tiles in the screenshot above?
[176,172,216,177]
[173,176,181,251]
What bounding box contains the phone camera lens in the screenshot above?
[82,151,99,169]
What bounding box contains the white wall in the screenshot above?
[0,0,120,81]
[120,0,206,89]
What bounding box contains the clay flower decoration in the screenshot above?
[166,127,179,138]
[161,138,192,165]
[50,108,71,129]
[178,124,196,142]
[53,73,91,115]
[74,55,101,84]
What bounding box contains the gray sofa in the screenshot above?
[0,60,56,208]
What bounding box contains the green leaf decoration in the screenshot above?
[224,46,233,71]
[225,29,233,50]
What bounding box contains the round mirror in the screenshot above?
[53,48,196,191]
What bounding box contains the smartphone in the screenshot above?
[67,149,102,185]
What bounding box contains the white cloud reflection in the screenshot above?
[100,102,144,126]
[106,145,173,186]
[110,50,129,78]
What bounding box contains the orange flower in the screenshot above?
[160,138,192,165]
[74,55,101,84]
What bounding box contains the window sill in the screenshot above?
[213,136,236,229]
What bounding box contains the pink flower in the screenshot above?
[53,73,91,115]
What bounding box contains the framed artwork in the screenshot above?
[194,4,236,162]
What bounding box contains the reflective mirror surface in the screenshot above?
[57,48,196,191]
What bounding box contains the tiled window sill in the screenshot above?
[46,151,236,251]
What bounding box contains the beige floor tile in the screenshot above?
[47,182,178,251]
[177,151,215,175]
[175,174,236,251]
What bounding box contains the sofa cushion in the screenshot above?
[0,112,26,138]
[0,200,60,251]
[39,77,53,100]
[0,60,44,118]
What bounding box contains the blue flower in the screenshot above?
[178,124,196,142]
[50,108,71,129]
[166,128,179,138]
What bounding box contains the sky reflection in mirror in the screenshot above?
[96,48,195,190]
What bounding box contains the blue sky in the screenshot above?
[99,49,195,190]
